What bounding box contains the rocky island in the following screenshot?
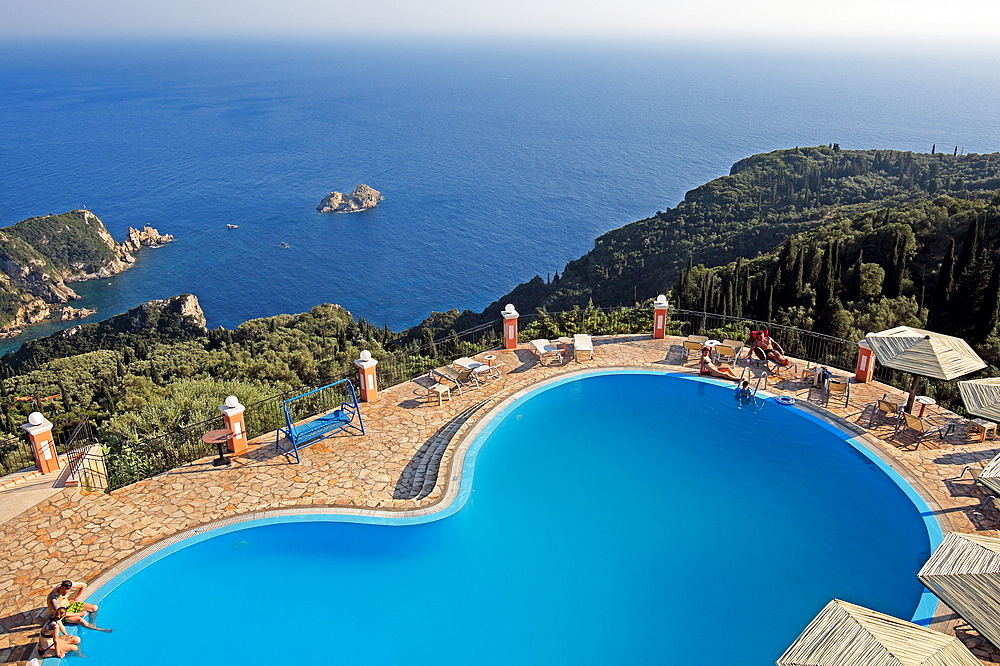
[0,209,174,338]
[316,184,382,214]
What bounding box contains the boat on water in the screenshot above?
[227,224,238,229]
[281,242,290,248]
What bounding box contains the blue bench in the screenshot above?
[276,379,365,462]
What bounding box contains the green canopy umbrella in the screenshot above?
[865,326,986,413]
[957,377,1000,423]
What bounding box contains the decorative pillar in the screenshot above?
[652,294,670,339]
[855,340,876,383]
[219,395,247,454]
[354,350,379,402]
[22,411,59,474]
[502,304,519,350]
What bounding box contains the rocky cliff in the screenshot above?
[0,210,174,337]
[316,184,382,213]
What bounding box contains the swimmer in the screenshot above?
[736,380,754,398]
[47,580,112,632]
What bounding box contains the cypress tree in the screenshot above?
[850,249,865,301]
[974,262,1000,343]
[956,217,980,276]
[931,239,956,312]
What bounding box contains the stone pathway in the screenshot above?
[2,335,999,664]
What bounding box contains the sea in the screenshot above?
[2,38,1000,352]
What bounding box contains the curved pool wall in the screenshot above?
[64,370,944,665]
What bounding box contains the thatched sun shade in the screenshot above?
[777,598,980,666]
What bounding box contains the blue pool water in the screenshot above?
[74,372,936,665]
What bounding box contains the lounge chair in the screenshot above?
[980,495,1000,527]
[714,344,738,364]
[573,334,593,361]
[868,394,902,428]
[453,357,493,382]
[530,339,564,365]
[431,365,477,393]
[897,411,948,449]
[958,464,990,494]
[722,339,745,362]
[682,339,704,363]
[823,376,851,408]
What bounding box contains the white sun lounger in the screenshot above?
[573,334,593,360]
[530,339,563,365]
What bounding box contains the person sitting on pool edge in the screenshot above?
[46,580,112,632]
[37,607,82,659]
[749,330,793,369]
[700,347,740,380]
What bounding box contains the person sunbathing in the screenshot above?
[750,330,793,368]
[700,347,740,380]
[47,580,111,632]
[37,607,82,659]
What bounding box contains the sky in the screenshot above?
[2,0,1000,47]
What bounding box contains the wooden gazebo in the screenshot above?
[776,598,979,666]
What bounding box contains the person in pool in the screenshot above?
[46,580,111,631]
[736,380,754,398]
[37,607,82,659]
[700,347,740,380]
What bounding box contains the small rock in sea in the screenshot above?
[316,184,382,214]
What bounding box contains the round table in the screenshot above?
[483,354,497,367]
[705,339,721,347]
[914,395,936,418]
[202,428,233,466]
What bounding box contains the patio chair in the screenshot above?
[714,344,738,364]
[530,339,564,365]
[682,339,704,363]
[431,365,477,393]
[897,411,947,449]
[686,335,709,345]
[453,357,493,383]
[958,464,990,494]
[722,339,745,361]
[979,495,1000,527]
[868,394,903,429]
[823,376,851,408]
[573,333,594,361]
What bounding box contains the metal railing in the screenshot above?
[0,432,35,478]
[101,305,883,491]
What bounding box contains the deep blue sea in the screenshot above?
[2,39,1000,350]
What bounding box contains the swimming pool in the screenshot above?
[71,371,939,665]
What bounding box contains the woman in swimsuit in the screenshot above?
[37,608,81,659]
[700,347,740,380]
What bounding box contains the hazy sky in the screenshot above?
[3,0,999,46]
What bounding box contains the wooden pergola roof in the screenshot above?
[777,599,980,666]
[918,532,1000,652]
[865,327,986,381]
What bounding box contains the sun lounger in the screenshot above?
[431,365,477,393]
[530,339,564,365]
[573,334,593,360]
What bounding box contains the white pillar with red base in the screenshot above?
[219,395,247,454]
[855,340,876,383]
[22,412,59,474]
[355,350,379,402]
[502,304,519,350]
[652,294,670,339]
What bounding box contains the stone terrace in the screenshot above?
[2,335,1000,664]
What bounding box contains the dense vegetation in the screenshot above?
[415,147,1000,334]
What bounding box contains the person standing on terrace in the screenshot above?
[46,580,111,632]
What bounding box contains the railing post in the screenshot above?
[502,304,519,349]
[855,339,876,383]
[652,295,670,339]
[354,350,379,402]
[220,395,247,454]
[22,411,59,474]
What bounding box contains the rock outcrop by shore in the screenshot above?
[0,209,175,338]
[316,184,382,213]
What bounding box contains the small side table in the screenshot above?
[914,395,936,418]
[483,354,497,367]
[968,418,998,442]
[203,428,234,466]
